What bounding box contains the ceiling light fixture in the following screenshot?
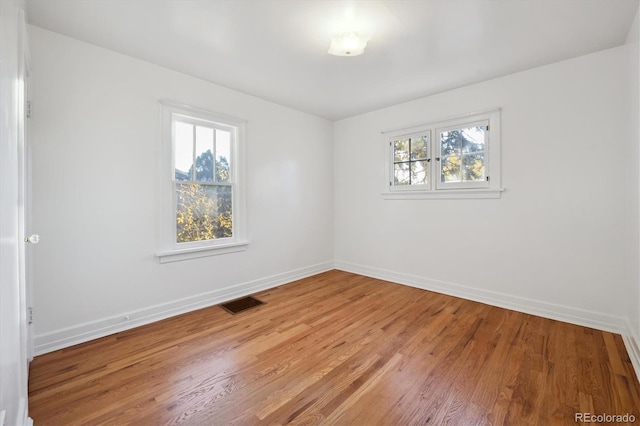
[328,32,367,56]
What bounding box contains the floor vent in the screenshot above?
[220,296,265,315]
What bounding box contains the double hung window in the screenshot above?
[158,102,247,262]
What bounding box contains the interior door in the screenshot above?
[0,2,33,424]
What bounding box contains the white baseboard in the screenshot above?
[334,260,626,334]
[622,322,640,384]
[34,261,334,356]
[17,397,31,426]
[1,400,32,426]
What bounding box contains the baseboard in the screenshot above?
[334,260,626,334]
[18,397,31,426]
[34,261,334,356]
[622,322,640,384]
[0,392,31,426]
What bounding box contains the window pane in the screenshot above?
[176,183,233,242]
[410,136,428,160]
[410,161,428,185]
[394,162,410,185]
[195,126,214,182]
[216,129,231,183]
[440,130,462,156]
[174,121,193,181]
[394,139,410,162]
[462,153,485,182]
[441,124,486,183]
[461,126,485,153]
[441,155,461,182]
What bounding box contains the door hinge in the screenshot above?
[28,307,34,324]
[26,101,32,118]
[486,176,490,182]
[486,125,489,131]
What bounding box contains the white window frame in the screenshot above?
[436,118,490,190]
[383,109,503,200]
[156,101,248,263]
[390,130,433,191]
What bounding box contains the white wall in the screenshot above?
[29,27,334,353]
[334,45,634,332]
[626,4,640,375]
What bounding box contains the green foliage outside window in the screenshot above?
[440,128,485,182]
[176,150,232,243]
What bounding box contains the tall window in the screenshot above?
[384,109,501,199]
[158,102,247,262]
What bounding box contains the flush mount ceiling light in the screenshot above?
[328,32,367,56]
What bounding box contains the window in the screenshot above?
[437,120,489,189]
[383,109,502,199]
[157,101,247,263]
[393,134,430,187]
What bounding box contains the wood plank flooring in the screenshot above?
[29,270,640,425]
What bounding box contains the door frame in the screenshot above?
[18,19,34,362]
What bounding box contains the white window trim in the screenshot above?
[156,100,248,263]
[382,109,503,200]
[435,118,490,190]
[389,130,433,191]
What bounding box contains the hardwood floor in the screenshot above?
[29,270,640,425]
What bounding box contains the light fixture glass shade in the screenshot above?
[328,32,367,56]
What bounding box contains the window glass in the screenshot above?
[393,135,430,186]
[172,118,235,244]
[439,125,486,184]
[174,121,193,181]
[176,183,232,243]
[215,129,231,183]
[195,126,214,182]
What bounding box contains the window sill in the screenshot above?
[382,188,504,200]
[156,241,249,263]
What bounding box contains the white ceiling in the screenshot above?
[26,0,639,120]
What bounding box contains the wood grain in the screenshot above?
[28,270,640,425]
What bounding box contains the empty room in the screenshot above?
[2,0,640,424]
